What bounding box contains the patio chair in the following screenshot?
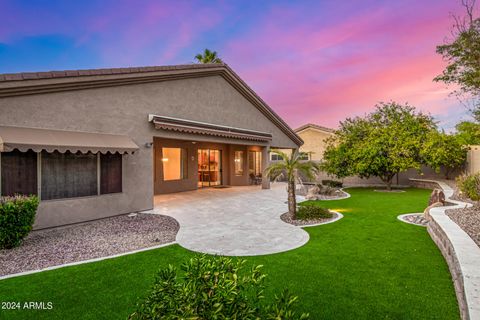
[249,173,262,185]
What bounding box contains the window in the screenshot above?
[234,151,244,176]
[41,151,97,200]
[162,148,187,181]
[1,150,37,197]
[248,151,262,176]
[298,153,310,160]
[101,153,122,194]
[270,153,283,161]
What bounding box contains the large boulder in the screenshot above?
[429,189,446,206]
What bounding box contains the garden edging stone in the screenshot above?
[410,178,480,320]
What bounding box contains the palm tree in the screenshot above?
[265,150,321,219]
[194,49,222,63]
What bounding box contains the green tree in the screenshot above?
[434,0,480,111]
[194,48,223,63]
[456,120,480,145]
[421,131,468,179]
[322,102,435,190]
[265,150,320,219]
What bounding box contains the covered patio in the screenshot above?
[149,182,309,256]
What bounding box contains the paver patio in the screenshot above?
[147,183,309,256]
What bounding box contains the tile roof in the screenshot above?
[0,63,223,82]
[295,123,335,133]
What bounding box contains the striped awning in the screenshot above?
[149,115,272,142]
[0,126,139,154]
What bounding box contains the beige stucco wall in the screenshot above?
[0,75,298,228]
[297,127,334,161]
[466,145,480,175]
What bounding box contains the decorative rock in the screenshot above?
[429,189,445,206]
[398,213,429,226]
[305,185,320,200]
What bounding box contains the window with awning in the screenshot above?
[0,126,137,199]
[0,126,139,154]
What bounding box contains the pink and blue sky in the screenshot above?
[0,0,471,130]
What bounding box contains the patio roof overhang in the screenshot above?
[149,114,273,142]
[0,126,139,154]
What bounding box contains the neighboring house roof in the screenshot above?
[295,123,335,134]
[0,63,302,146]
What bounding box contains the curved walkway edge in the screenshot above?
[410,178,480,320]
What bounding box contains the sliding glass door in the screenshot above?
[198,149,222,187]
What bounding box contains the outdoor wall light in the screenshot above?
[145,142,153,148]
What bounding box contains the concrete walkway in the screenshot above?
[148,183,309,256]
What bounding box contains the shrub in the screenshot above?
[0,195,39,249]
[457,173,480,201]
[129,255,309,319]
[321,180,343,188]
[297,204,333,220]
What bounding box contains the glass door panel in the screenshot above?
[197,149,222,187]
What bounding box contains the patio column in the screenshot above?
[261,146,270,189]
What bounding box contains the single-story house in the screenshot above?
[0,63,302,229]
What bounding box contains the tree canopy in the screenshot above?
[420,131,468,179]
[194,49,223,64]
[435,0,480,110]
[322,102,435,189]
[456,120,480,145]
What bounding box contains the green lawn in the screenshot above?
[0,188,459,319]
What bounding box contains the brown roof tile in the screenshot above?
[0,63,224,82]
[295,123,335,134]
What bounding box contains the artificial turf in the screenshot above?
[0,188,459,319]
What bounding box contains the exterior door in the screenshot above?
[198,149,222,187]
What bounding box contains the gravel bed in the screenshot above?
[281,211,338,226]
[0,213,179,277]
[446,206,480,248]
[400,214,429,226]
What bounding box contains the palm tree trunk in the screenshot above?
[288,180,297,219]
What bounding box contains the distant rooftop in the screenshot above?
[295,123,335,133]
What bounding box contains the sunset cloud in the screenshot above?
[0,0,469,130]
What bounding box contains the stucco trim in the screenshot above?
[0,64,303,147]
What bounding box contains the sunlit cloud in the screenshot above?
[0,0,468,130]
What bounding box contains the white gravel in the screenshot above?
[0,213,179,277]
